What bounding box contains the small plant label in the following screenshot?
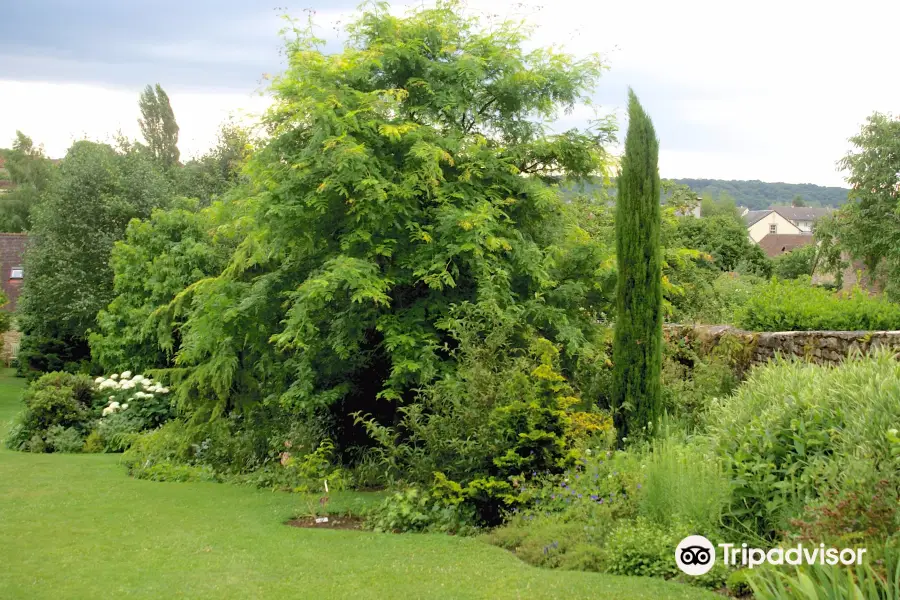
[315,516,329,524]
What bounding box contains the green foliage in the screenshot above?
[367,487,477,534]
[706,352,900,539]
[773,244,817,280]
[612,90,662,441]
[674,178,849,210]
[356,305,611,522]
[484,437,730,590]
[174,120,255,205]
[44,425,85,453]
[139,3,612,458]
[833,112,900,299]
[0,131,56,232]
[661,330,740,427]
[726,570,753,597]
[736,278,900,331]
[138,84,180,168]
[94,411,142,452]
[637,437,730,530]
[670,214,771,274]
[90,198,238,373]
[699,191,739,219]
[603,517,680,579]
[5,372,94,451]
[747,543,900,600]
[17,140,172,375]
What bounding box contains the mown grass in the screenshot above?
[0,369,715,599]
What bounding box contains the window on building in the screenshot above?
[769,224,777,234]
[10,267,23,279]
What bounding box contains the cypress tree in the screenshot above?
[612,89,662,443]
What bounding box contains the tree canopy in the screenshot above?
[17,141,172,374]
[0,131,56,232]
[138,84,180,168]
[103,2,613,448]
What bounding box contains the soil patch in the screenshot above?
[286,515,366,530]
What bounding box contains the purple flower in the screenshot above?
[636,484,642,489]
[590,494,599,501]
[551,494,556,500]
[577,493,583,499]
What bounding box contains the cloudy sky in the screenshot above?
[1,0,896,186]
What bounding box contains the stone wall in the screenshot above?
[665,325,900,366]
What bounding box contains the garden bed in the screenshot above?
[286,515,365,531]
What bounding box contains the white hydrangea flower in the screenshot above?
[94,376,105,384]
[160,387,170,394]
[121,403,129,410]
[121,371,132,379]
[132,374,145,383]
[110,373,119,380]
[121,381,135,390]
[108,395,115,400]
[140,379,153,388]
[102,406,114,416]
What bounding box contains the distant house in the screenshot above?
[769,206,832,233]
[742,206,832,254]
[744,209,803,243]
[0,233,27,311]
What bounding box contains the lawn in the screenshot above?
[0,369,715,599]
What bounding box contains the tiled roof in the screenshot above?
[743,210,772,226]
[758,233,815,257]
[771,206,832,222]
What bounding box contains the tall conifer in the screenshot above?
[612,89,662,442]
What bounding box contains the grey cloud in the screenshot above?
[0,0,357,90]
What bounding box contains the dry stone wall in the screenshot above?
[665,325,900,365]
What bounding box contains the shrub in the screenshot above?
[637,437,731,532]
[94,371,174,430]
[5,371,94,451]
[367,487,477,535]
[355,316,611,524]
[773,245,817,280]
[603,517,679,579]
[94,410,143,452]
[736,278,900,331]
[706,352,900,539]
[44,425,85,453]
[661,331,739,429]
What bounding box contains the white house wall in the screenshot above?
[747,212,801,243]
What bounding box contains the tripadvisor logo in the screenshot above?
[675,535,716,576]
[675,535,868,576]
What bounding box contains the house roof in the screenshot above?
[743,210,772,226]
[758,233,815,257]
[0,233,28,311]
[771,206,832,222]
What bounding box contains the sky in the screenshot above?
[1,0,897,187]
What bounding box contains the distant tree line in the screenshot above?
[562,177,849,210]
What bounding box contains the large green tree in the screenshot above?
[0,131,56,232]
[612,90,662,442]
[17,141,171,374]
[138,84,180,168]
[833,112,900,298]
[174,120,255,205]
[133,2,611,447]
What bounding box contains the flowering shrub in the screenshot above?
[94,371,173,430]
